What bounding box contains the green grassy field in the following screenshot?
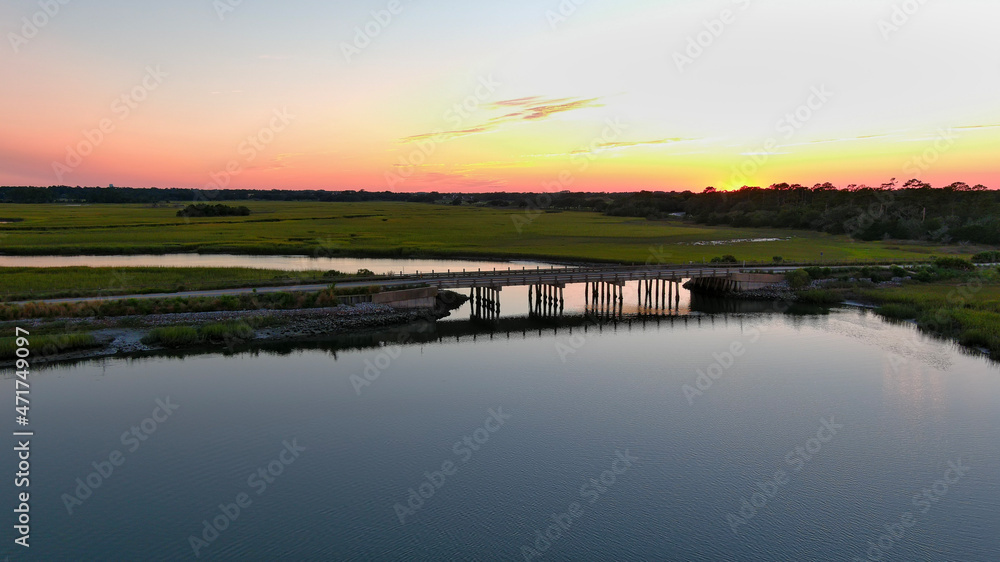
[0,201,980,263]
[0,267,337,301]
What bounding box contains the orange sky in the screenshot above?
[2,0,998,191]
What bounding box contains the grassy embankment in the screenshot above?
[141,320,255,348]
[0,201,981,263]
[783,256,1000,356]
[0,332,100,360]
[0,285,387,321]
[0,317,285,359]
[861,278,1000,356]
[0,291,382,359]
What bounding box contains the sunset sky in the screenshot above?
[2,0,998,192]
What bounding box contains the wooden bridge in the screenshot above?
[362,264,786,318]
[385,264,746,289]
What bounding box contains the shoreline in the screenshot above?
[2,291,470,367]
[5,260,998,365]
[4,304,439,366]
[7,292,995,366]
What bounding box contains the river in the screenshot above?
[2,262,999,561]
[0,254,555,275]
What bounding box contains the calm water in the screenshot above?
[3,289,999,560]
[0,254,553,275]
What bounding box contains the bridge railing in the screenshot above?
[402,267,722,281]
[377,264,743,280]
[358,258,937,284]
[386,268,743,288]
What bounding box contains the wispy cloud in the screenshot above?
[955,123,1000,130]
[404,170,507,190]
[402,126,490,144]
[783,124,996,148]
[781,133,895,148]
[242,152,303,172]
[492,97,603,120]
[400,96,604,144]
[454,159,538,171]
[573,138,688,153]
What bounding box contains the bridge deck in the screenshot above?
[385,265,741,289]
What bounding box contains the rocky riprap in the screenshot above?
[252,303,440,341]
[729,283,798,301]
[15,300,460,365]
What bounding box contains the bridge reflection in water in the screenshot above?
[469,278,688,321]
[469,286,502,320]
[139,295,825,364]
[407,295,820,347]
[252,308,760,361]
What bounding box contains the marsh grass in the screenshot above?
[199,321,254,343]
[859,269,1000,356]
[141,326,199,347]
[141,321,254,347]
[0,201,978,264]
[875,303,920,320]
[0,288,344,320]
[0,267,336,302]
[0,332,98,360]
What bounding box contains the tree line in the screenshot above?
[3,180,998,244]
[176,204,250,218]
[0,186,435,204]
